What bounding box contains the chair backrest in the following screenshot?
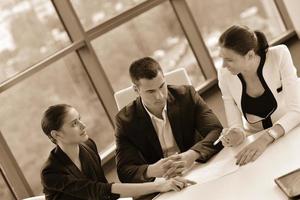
[114,68,192,110]
[23,195,45,200]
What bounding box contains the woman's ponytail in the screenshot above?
[254,30,269,55]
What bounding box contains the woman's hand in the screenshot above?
[157,177,196,192]
[235,131,274,166]
[221,127,245,147]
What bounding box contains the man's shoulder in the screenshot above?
[116,99,138,124]
[167,84,195,97]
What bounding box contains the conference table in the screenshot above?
[154,126,300,200]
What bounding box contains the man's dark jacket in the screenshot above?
[115,85,223,183]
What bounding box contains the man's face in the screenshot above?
[135,71,168,112]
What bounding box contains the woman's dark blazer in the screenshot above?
[41,138,119,200]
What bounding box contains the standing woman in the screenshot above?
[40,104,194,200]
[217,25,300,166]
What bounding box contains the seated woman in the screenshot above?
[217,25,300,166]
[40,104,194,200]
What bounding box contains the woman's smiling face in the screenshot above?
[220,47,248,75]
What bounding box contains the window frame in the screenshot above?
[0,0,295,198]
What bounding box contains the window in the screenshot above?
[0,0,292,197]
[92,1,205,92]
[0,168,15,200]
[0,53,115,195]
[0,0,69,83]
[71,0,146,30]
[186,0,286,69]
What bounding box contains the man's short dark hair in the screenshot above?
[129,57,163,85]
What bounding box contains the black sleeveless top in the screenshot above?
[237,53,277,129]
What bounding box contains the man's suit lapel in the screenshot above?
[167,90,184,152]
[136,97,164,158]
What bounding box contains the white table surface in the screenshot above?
[155,126,300,200]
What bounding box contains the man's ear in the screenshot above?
[133,84,139,93]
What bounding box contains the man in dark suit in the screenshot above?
[115,57,223,183]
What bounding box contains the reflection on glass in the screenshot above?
[0,0,69,83]
[187,0,286,69]
[0,169,15,200]
[92,1,205,92]
[0,53,115,195]
[71,0,146,30]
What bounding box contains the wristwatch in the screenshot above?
[267,129,281,141]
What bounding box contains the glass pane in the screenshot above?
[0,0,70,83]
[71,0,146,30]
[187,0,286,69]
[92,1,205,92]
[0,169,15,200]
[0,53,114,195]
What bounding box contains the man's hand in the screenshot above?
[178,150,200,171]
[235,131,273,166]
[147,150,200,179]
[163,150,199,179]
[162,154,186,179]
[146,155,182,178]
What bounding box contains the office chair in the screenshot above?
[23,195,45,200]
